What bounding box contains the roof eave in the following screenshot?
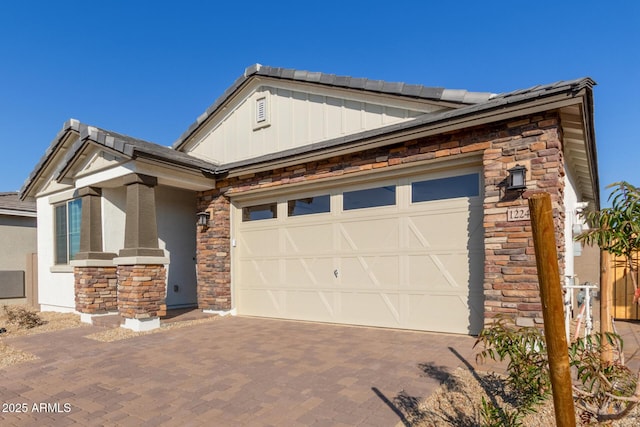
[20,119,84,200]
[222,80,596,178]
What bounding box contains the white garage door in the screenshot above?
[233,169,484,334]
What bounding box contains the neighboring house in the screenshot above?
[20,64,599,334]
[0,192,37,306]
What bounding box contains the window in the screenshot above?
[411,173,479,203]
[242,203,277,221]
[288,195,330,216]
[54,198,82,264]
[343,185,396,210]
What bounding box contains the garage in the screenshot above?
[232,167,484,334]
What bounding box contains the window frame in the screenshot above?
[342,184,397,211]
[287,194,331,217]
[242,203,278,222]
[410,173,480,204]
[54,198,82,265]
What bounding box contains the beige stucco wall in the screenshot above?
[574,243,600,285]
[0,214,37,304]
[0,215,37,271]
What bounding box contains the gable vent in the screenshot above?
[256,97,267,123]
[253,95,271,130]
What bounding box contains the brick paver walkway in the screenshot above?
[3,316,639,426]
[0,316,482,426]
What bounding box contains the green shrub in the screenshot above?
[475,316,640,425]
[475,316,550,410]
[570,332,639,423]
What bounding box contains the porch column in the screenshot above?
[71,186,117,323]
[115,174,168,332]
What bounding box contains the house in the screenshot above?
[20,64,599,334]
[0,192,37,306]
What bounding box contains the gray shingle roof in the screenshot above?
[172,64,497,150]
[0,192,36,215]
[20,119,219,199]
[79,126,218,171]
[54,125,219,181]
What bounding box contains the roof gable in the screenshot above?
[173,64,496,151]
[21,120,218,199]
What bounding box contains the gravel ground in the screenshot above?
[85,315,220,342]
[0,308,88,368]
[405,367,640,426]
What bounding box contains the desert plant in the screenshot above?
[475,317,640,425]
[479,396,524,427]
[570,332,640,424]
[3,305,45,329]
[475,316,550,410]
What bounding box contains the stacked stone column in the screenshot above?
[71,187,117,321]
[114,173,168,331]
[117,264,167,319]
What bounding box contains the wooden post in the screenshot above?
[600,250,613,362]
[528,193,576,427]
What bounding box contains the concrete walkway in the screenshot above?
[1,316,639,426]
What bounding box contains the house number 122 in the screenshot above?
[507,207,530,222]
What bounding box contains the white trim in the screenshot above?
[50,265,74,273]
[203,308,237,316]
[122,317,160,331]
[79,312,117,324]
[39,304,76,313]
[47,189,79,204]
[0,209,37,217]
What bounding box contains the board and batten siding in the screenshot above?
[185,85,436,165]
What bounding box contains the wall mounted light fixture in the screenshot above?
[196,211,210,232]
[507,164,527,191]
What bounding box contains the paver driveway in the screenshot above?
[0,316,483,426]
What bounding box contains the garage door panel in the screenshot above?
[407,211,471,249]
[341,292,400,326]
[340,255,399,288]
[339,219,400,251]
[467,208,484,246]
[405,293,473,334]
[468,289,485,335]
[286,291,337,320]
[283,257,335,288]
[240,229,280,256]
[284,225,333,253]
[237,289,285,317]
[406,253,469,290]
[237,259,280,287]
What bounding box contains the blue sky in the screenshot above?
[1,1,638,204]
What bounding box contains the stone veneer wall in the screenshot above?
[74,266,117,314]
[117,265,167,319]
[196,194,231,310]
[195,112,566,327]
